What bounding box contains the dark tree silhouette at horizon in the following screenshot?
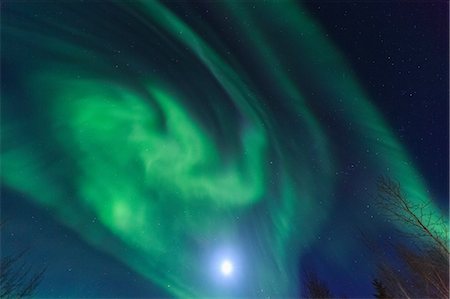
[373,177,449,299]
[0,223,46,298]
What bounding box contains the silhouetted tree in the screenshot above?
[299,177,448,298]
[0,251,45,298]
[0,223,45,298]
[372,279,391,298]
[373,177,449,299]
[376,177,448,254]
[302,270,333,298]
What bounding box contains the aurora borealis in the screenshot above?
[1,1,448,298]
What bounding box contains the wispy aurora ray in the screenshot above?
[1,1,446,298]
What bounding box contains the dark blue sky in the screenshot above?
[304,1,448,204]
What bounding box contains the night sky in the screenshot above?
[1,1,448,298]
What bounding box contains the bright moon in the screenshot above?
[220,260,233,276]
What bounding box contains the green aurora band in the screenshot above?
[1,1,447,297]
